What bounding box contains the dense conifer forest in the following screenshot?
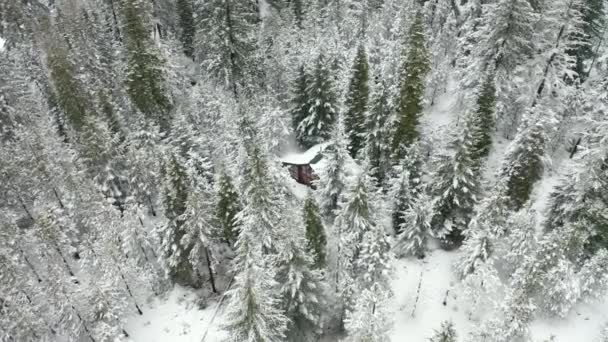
[1,0,608,341]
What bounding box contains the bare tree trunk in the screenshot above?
[204,247,217,293]
[410,270,424,318]
[19,249,43,283]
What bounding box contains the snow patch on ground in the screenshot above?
[0,36,5,52]
[389,250,473,341]
[128,250,608,341]
[125,285,226,342]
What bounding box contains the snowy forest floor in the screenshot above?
[125,249,608,342]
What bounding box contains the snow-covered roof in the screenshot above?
[280,142,330,166]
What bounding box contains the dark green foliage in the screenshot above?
[47,46,90,131]
[366,77,393,186]
[344,44,370,158]
[392,11,430,161]
[297,54,337,149]
[429,321,457,342]
[290,65,311,148]
[122,0,172,131]
[176,0,195,58]
[215,171,241,245]
[469,75,496,167]
[163,156,189,221]
[501,121,545,210]
[303,194,327,268]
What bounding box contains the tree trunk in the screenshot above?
[204,247,217,293]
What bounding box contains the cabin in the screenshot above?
[280,143,329,187]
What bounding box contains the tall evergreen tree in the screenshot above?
[317,124,349,219]
[500,115,546,210]
[344,44,370,158]
[365,76,394,186]
[215,170,241,245]
[158,154,200,287]
[277,231,326,342]
[176,0,195,58]
[392,10,430,161]
[297,53,338,149]
[222,229,288,342]
[197,0,258,98]
[391,142,424,234]
[430,126,479,248]
[396,193,432,259]
[469,74,497,167]
[121,0,172,131]
[290,65,311,148]
[303,193,327,268]
[46,45,91,132]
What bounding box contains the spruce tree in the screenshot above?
[290,65,311,148]
[277,234,326,342]
[430,127,479,248]
[396,194,432,259]
[176,0,195,58]
[197,0,258,98]
[469,74,497,167]
[297,53,338,149]
[121,0,172,131]
[222,230,288,342]
[392,11,430,161]
[365,76,394,186]
[334,172,380,328]
[429,321,457,342]
[215,170,241,245]
[303,193,327,268]
[47,45,90,131]
[317,124,349,219]
[391,142,424,234]
[158,154,200,287]
[500,116,546,210]
[344,44,370,158]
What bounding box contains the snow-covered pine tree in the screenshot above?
[215,169,242,245]
[430,125,479,248]
[298,53,338,149]
[334,171,381,328]
[176,0,195,58]
[395,193,432,259]
[365,75,395,186]
[290,65,312,148]
[276,225,326,342]
[121,0,172,131]
[303,193,327,268]
[499,111,547,210]
[391,141,424,234]
[429,321,457,342]
[222,227,289,342]
[468,73,497,168]
[344,43,370,159]
[344,287,392,342]
[197,0,258,98]
[392,10,430,161]
[158,154,201,287]
[344,178,393,342]
[317,123,349,219]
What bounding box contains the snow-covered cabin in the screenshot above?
[280,143,329,187]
